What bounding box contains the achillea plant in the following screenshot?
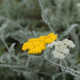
[48,39,75,59]
[22,33,57,54]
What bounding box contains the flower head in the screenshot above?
[22,33,57,54]
[63,39,75,48]
[48,39,75,59]
[52,51,65,59]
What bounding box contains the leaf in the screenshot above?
[9,43,16,53]
[44,47,51,59]
[22,71,32,79]
[61,24,78,37]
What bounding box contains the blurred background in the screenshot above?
[0,0,80,80]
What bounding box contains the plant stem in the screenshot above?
[38,0,53,32]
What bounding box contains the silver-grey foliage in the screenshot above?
[0,0,80,80]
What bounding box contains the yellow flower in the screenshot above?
[22,33,57,54]
[45,33,57,44]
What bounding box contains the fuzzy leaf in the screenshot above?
[62,24,78,37]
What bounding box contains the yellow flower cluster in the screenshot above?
[22,33,57,54]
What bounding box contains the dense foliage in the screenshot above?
[0,0,80,80]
